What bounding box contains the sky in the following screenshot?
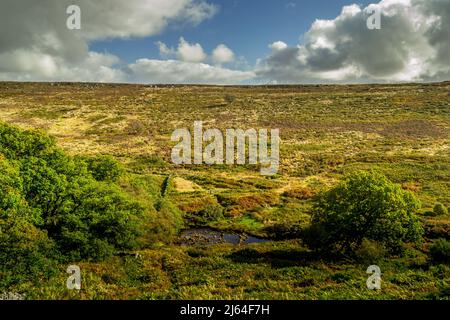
[0,0,449,84]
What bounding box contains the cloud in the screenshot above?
[0,50,125,82]
[212,44,235,64]
[2,0,448,84]
[0,0,217,82]
[157,39,235,64]
[152,40,247,83]
[0,0,249,85]
[269,41,288,51]
[157,37,207,62]
[176,37,207,62]
[257,0,450,83]
[127,59,255,84]
[156,41,174,57]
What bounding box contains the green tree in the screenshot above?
[0,123,55,159]
[0,156,56,290]
[55,182,145,260]
[85,155,123,182]
[0,215,56,290]
[0,122,146,261]
[0,157,26,213]
[304,171,423,255]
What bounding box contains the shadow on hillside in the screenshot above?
[205,103,227,109]
[226,248,322,268]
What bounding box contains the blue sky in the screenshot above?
[91,0,375,66]
[1,0,449,84]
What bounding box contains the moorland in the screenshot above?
[0,81,449,299]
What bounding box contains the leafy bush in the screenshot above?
[160,175,171,198]
[85,155,124,182]
[0,215,57,290]
[186,205,224,226]
[264,222,304,240]
[354,239,387,264]
[146,199,184,244]
[433,203,448,216]
[429,239,450,265]
[303,171,423,255]
[0,124,55,159]
[423,210,438,217]
[423,220,450,240]
[53,182,145,260]
[0,156,57,289]
[0,122,146,262]
[224,94,236,104]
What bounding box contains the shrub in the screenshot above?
[186,205,224,226]
[0,158,28,214]
[330,272,352,283]
[354,239,387,264]
[0,122,146,261]
[54,182,145,260]
[423,220,450,240]
[86,155,123,182]
[126,120,146,135]
[264,222,303,240]
[282,187,315,200]
[146,200,184,244]
[304,171,423,255]
[433,203,448,216]
[423,210,438,217]
[0,216,57,290]
[160,175,171,198]
[429,239,450,265]
[224,94,236,104]
[0,123,55,159]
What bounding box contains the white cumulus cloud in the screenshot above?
[212,44,235,64]
[176,37,207,62]
[0,0,217,82]
[269,41,288,51]
[127,59,254,84]
[257,0,450,83]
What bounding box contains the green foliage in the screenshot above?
[186,205,224,226]
[146,199,183,244]
[0,215,57,290]
[264,222,303,240]
[0,123,55,160]
[0,158,28,214]
[53,182,145,261]
[0,156,57,288]
[433,203,448,216]
[429,239,450,265]
[85,155,124,182]
[160,175,171,198]
[304,171,423,255]
[0,122,146,263]
[354,239,387,264]
[0,82,449,300]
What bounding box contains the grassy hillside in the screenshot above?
[0,82,449,299]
